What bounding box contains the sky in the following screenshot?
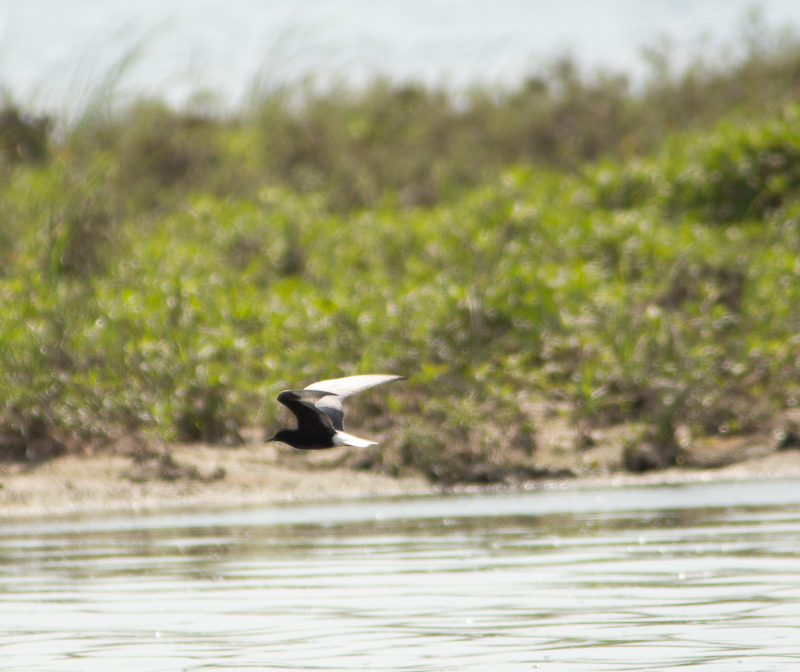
[1,0,799,110]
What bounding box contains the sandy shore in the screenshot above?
[2,436,800,519]
[0,442,433,518]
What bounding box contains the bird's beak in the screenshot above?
[266,435,277,442]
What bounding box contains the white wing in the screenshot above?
[315,395,346,430]
[304,374,405,398]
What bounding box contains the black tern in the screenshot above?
[268,374,405,449]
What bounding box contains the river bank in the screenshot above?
[2,431,800,518]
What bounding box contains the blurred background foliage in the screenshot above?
[3,31,800,480]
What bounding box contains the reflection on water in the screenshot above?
[1,480,800,671]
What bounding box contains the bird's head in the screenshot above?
[267,428,294,446]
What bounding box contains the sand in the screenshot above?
[2,435,800,519]
[0,442,433,518]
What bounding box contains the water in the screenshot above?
[1,479,800,671]
[3,0,800,108]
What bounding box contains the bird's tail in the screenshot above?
[333,431,378,448]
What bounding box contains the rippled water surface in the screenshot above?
[2,479,800,671]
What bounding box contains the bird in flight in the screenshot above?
[268,374,405,450]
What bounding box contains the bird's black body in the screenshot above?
[268,375,405,450]
[271,390,337,449]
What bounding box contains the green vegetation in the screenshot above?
[29,18,800,213]
[3,32,800,480]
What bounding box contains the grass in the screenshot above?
[3,30,800,479]
[15,18,800,213]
